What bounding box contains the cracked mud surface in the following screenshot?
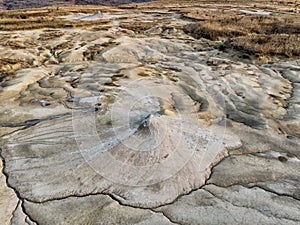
[0,1,299,224]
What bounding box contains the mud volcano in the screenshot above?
[0,1,300,224]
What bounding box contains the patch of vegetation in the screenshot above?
[120,21,163,33]
[227,34,300,57]
[0,6,111,30]
[138,71,150,76]
[0,17,111,31]
[183,5,300,57]
[0,58,27,83]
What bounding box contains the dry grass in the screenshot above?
[0,6,112,30]
[121,0,300,58]
[38,29,65,40]
[183,14,300,39]
[227,34,300,57]
[120,20,166,33]
[182,1,300,57]
[1,0,299,58]
[0,17,111,31]
[0,58,28,82]
[82,41,118,60]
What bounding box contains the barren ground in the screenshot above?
[0,1,299,224]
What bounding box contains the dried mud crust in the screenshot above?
[0,1,299,225]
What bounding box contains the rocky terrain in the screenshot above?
[0,0,299,224]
